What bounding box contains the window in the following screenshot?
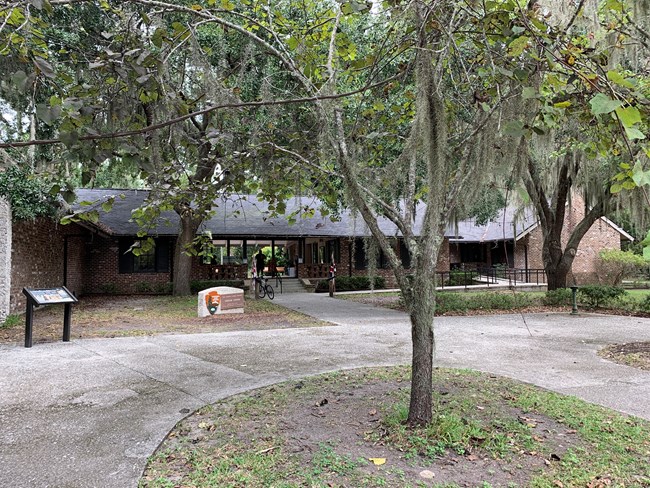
[354,238,393,270]
[134,245,156,272]
[324,239,340,264]
[311,242,320,264]
[118,238,170,274]
[354,238,367,270]
[400,240,412,269]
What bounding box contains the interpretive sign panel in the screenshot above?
[22,286,78,348]
[24,287,78,305]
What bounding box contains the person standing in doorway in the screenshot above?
[255,250,266,277]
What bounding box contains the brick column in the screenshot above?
[0,198,11,321]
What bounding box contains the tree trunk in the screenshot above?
[407,273,436,426]
[543,234,568,290]
[545,263,571,290]
[173,213,200,296]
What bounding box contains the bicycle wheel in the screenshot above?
[257,281,266,299]
[266,285,274,300]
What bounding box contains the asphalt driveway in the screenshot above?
[1,293,649,487]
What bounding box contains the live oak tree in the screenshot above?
[507,0,650,289]
[0,0,324,295]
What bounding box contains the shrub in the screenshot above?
[638,295,650,313]
[134,281,153,293]
[99,282,118,294]
[434,292,533,313]
[190,280,247,294]
[597,250,648,286]
[155,282,173,294]
[542,288,573,306]
[435,293,468,314]
[315,276,385,292]
[467,292,534,310]
[577,285,626,308]
[446,270,477,286]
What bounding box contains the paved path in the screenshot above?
[1,294,650,487]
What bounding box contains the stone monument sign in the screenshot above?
[197,286,244,317]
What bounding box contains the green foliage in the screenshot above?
[638,295,650,313]
[315,276,385,293]
[133,281,172,294]
[445,270,479,287]
[189,280,247,294]
[98,282,118,294]
[577,285,627,308]
[465,190,506,226]
[598,249,649,285]
[0,166,57,221]
[134,281,153,293]
[435,292,534,314]
[542,288,574,306]
[1,314,20,329]
[155,282,173,294]
[434,292,469,314]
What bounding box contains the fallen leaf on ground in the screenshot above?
[368,457,386,465]
[419,470,435,479]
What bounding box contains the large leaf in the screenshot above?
[589,93,622,115]
[503,120,527,138]
[33,57,55,79]
[606,70,635,88]
[508,36,530,57]
[633,162,650,187]
[615,106,642,128]
[625,127,646,141]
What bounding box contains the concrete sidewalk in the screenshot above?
[0,294,649,487]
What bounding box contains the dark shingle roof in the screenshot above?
[72,188,539,241]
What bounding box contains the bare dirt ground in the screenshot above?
[143,368,586,487]
[0,295,327,345]
[599,342,650,371]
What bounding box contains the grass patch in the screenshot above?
[625,289,650,299]
[140,367,650,488]
[1,314,20,329]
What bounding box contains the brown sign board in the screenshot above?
[220,292,245,311]
[23,287,78,306]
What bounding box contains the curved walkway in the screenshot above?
[1,294,649,487]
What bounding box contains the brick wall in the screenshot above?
[10,218,88,313]
[511,198,623,284]
[83,236,172,294]
[66,235,86,296]
[0,198,10,320]
[325,237,450,288]
[569,219,621,284]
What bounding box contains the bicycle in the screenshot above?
[255,276,274,300]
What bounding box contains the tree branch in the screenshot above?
[0,75,399,149]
